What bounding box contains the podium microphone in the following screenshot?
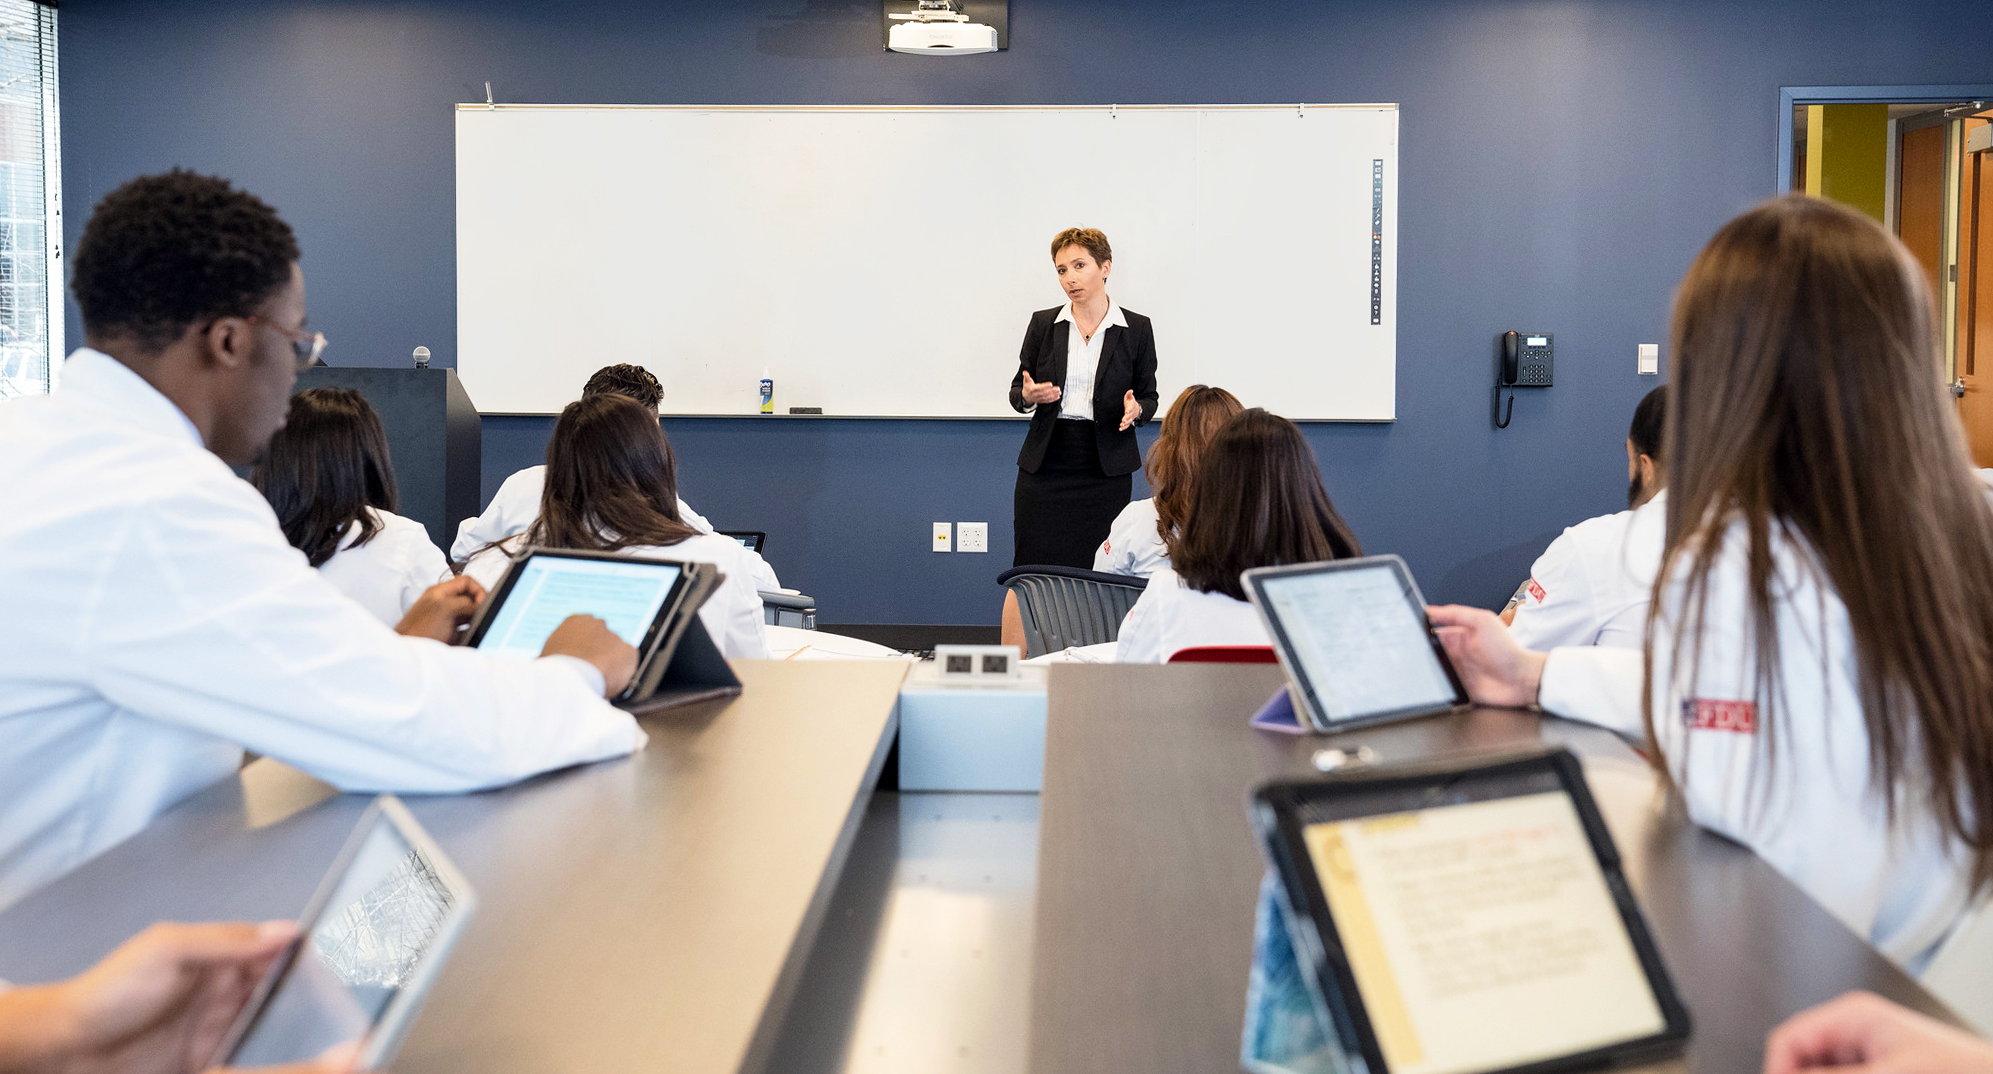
[413,345,431,369]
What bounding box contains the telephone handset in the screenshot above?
[1494,330,1553,428]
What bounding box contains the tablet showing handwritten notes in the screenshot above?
[1252,749,1690,1074]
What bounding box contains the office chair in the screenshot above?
[996,565,1147,659]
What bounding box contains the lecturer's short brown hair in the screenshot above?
[1050,227,1112,265]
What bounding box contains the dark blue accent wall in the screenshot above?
[58,0,1990,624]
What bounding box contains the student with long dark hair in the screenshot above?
[253,387,448,625]
[1095,383,1244,576]
[451,363,782,592]
[463,393,771,659]
[1115,408,1361,662]
[1431,195,1993,969]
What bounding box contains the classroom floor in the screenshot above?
[765,792,1041,1074]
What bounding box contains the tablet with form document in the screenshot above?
[1244,555,1471,733]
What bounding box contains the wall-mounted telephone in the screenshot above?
[1494,330,1554,428]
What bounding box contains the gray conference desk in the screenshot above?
[0,660,909,1074]
[1028,663,1960,1074]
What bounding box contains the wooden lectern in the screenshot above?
[292,367,481,551]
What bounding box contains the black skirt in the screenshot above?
[1013,420,1133,568]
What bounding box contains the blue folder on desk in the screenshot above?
[1242,872,1352,1074]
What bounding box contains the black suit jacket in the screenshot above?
[1008,305,1160,476]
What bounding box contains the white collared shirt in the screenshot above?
[463,531,773,661]
[1537,503,1991,970]
[450,466,780,594]
[1094,497,1169,578]
[1113,568,1270,663]
[0,349,645,912]
[1508,490,1666,651]
[316,507,452,626]
[1053,300,1128,421]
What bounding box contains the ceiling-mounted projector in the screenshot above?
[887,0,1003,55]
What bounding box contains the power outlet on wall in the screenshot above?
[958,522,988,553]
[932,522,952,552]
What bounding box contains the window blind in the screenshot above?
[0,0,56,400]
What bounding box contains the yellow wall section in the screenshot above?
[1804,103,1888,222]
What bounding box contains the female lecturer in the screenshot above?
[1008,227,1159,567]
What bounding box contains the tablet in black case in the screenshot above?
[1249,748,1690,1074]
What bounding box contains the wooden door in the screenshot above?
[1960,120,1993,468]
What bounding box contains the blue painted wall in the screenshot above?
[57,0,1989,623]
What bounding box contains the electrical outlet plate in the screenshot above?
[1638,343,1659,375]
[932,522,952,552]
[958,522,988,553]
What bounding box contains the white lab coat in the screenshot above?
[463,531,772,660]
[1538,510,1980,969]
[1114,568,1270,663]
[1093,497,1170,578]
[1508,490,1666,651]
[451,464,782,592]
[0,350,644,913]
[316,508,451,626]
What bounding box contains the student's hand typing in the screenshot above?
[541,615,638,697]
[0,920,353,1074]
[1118,390,1141,431]
[1020,371,1061,406]
[1425,604,1546,709]
[395,576,486,644]
[1763,991,1993,1073]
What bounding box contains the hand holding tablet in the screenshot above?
[211,797,475,1072]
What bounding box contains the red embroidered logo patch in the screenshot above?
[1683,699,1757,733]
[1526,578,1546,603]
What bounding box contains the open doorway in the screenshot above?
[1781,86,1993,467]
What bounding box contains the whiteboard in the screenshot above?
[456,104,1398,419]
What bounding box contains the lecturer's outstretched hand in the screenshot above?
[1119,390,1141,431]
[1020,371,1061,406]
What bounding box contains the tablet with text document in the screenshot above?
[1243,555,1471,733]
[1250,748,1691,1074]
[211,796,475,1071]
[463,547,740,711]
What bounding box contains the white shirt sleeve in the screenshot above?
[1507,528,1601,651]
[1536,645,1645,738]
[705,539,772,659]
[92,480,642,794]
[452,467,544,562]
[676,498,715,534]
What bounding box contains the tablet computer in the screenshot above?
[463,547,738,711]
[1250,748,1690,1074]
[1243,555,1471,733]
[719,530,766,553]
[212,795,476,1071]
[465,548,688,668]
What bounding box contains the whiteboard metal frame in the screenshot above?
[455,102,1399,420]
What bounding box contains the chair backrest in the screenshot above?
[1167,646,1279,664]
[997,565,1148,659]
